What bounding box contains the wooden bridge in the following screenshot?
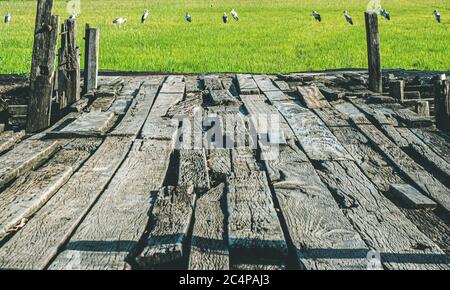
[0,71,449,270]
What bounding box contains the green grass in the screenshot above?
[0,0,448,74]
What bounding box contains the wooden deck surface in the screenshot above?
[0,72,449,270]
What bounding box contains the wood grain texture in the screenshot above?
[0,139,60,190]
[49,139,174,269]
[0,131,26,155]
[273,101,353,161]
[137,186,196,268]
[237,74,259,95]
[0,136,133,269]
[111,80,162,137]
[297,86,331,109]
[0,138,101,238]
[188,184,229,270]
[47,111,116,138]
[264,142,368,270]
[316,160,449,270]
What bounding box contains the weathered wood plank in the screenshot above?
[0,138,101,238]
[0,131,26,155]
[136,186,196,268]
[27,0,59,133]
[390,184,437,209]
[318,86,345,101]
[365,12,382,93]
[264,90,290,102]
[253,75,279,92]
[0,136,133,269]
[411,128,450,160]
[84,26,99,92]
[316,160,449,270]
[111,80,162,137]
[178,149,210,193]
[236,74,259,95]
[264,142,368,270]
[0,139,60,190]
[159,75,185,94]
[208,90,237,106]
[108,99,132,115]
[47,111,116,138]
[207,148,232,184]
[202,75,223,91]
[273,101,353,161]
[188,184,229,270]
[185,76,203,93]
[220,76,238,96]
[49,138,174,270]
[393,108,433,128]
[227,171,287,260]
[352,120,450,214]
[297,86,331,109]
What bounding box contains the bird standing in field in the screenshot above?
[4,13,11,24]
[69,12,77,21]
[343,11,353,25]
[185,12,192,23]
[379,9,391,21]
[223,12,228,24]
[434,10,441,23]
[141,10,149,24]
[231,9,239,21]
[312,11,321,22]
[113,18,127,28]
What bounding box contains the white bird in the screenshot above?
[185,12,192,23]
[4,13,11,24]
[141,10,149,24]
[312,11,321,22]
[231,9,239,21]
[343,11,353,25]
[379,9,391,21]
[223,12,228,24]
[113,17,127,28]
[434,10,441,23]
[69,12,77,20]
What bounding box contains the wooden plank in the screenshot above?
[318,86,345,101]
[47,111,116,138]
[49,138,174,270]
[150,93,184,117]
[0,131,26,155]
[89,96,116,112]
[0,138,102,238]
[185,76,203,93]
[136,186,196,268]
[393,108,433,128]
[390,184,437,209]
[110,81,162,137]
[264,90,290,102]
[178,149,210,193]
[207,148,232,184]
[0,139,60,190]
[202,75,223,91]
[84,26,99,92]
[264,143,368,270]
[411,128,450,160]
[108,98,131,115]
[316,160,449,270]
[226,171,287,260]
[208,90,237,106]
[188,184,229,270]
[0,136,133,269]
[365,12,382,93]
[352,120,450,214]
[434,78,450,132]
[274,80,292,92]
[389,80,405,103]
[27,0,59,133]
[220,76,238,96]
[159,75,185,94]
[273,101,353,161]
[236,74,259,95]
[253,75,279,92]
[297,86,331,109]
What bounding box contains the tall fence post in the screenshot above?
[84,24,99,93]
[58,18,80,109]
[27,0,59,133]
[365,11,382,93]
[434,75,449,132]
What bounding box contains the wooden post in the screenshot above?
[27,0,59,133]
[389,80,405,103]
[365,11,382,93]
[416,101,430,117]
[58,18,81,109]
[84,24,99,93]
[434,76,449,132]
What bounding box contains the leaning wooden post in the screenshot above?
[84,24,99,93]
[434,75,449,132]
[58,18,80,109]
[27,0,59,133]
[365,11,382,93]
